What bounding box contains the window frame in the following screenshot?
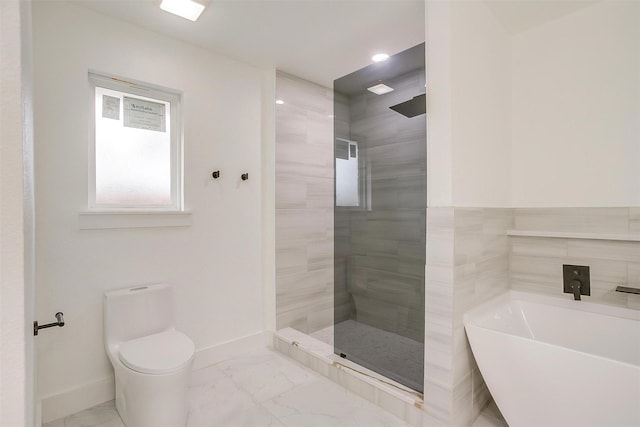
[88,71,184,212]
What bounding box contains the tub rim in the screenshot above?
[463,290,640,328]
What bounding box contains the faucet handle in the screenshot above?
[569,279,582,300]
[563,264,590,300]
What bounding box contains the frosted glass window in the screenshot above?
[336,139,360,207]
[89,73,182,210]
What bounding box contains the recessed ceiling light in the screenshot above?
[372,53,390,62]
[160,0,207,21]
[275,99,285,105]
[367,83,394,95]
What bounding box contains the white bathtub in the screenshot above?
[464,291,640,427]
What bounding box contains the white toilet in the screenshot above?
[104,284,195,427]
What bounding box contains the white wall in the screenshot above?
[450,1,512,207]
[426,0,512,207]
[511,0,640,207]
[33,1,265,418]
[425,1,453,207]
[1,0,31,425]
[261,69,277,333]
[428,0,639,208]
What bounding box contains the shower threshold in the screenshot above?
[312,320,424,393]
[273,328,428,427]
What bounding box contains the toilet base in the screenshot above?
[113,360,193,427]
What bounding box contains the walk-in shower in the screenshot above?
[273,43,425,394]
[322,43,426,392]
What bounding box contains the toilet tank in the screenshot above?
[104,284,174,347]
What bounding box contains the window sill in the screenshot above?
[79,211,192,230]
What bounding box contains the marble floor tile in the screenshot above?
[91,419,126,427]
[186,367,256,424]
[187,402,285,427]
[215,349,318,403]
[261,378,409,427]
[43,400,125,427]
[470,401,508,427]
[44,349,408,427]
[471,414,507,427]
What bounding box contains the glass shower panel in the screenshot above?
[334,43,426,393]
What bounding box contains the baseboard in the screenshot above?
[36,400,42,427]
[40,330,269,424]
[192,330,270,370]
[40,376,114,424]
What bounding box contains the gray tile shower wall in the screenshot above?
[334,91,352,325]
[511,207,640,310]
[342,69,427,342]
[425,207,513,426]
[275,72,335,333]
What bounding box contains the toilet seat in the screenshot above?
[119,330,194,375]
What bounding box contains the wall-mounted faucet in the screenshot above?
[569,279,582,300]
[563,265,590,300]
[615,285,640,295]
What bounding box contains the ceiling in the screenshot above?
[72,0,426,89]
[334,42,425,96]
[68,0,601,88]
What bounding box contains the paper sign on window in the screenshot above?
[102,95,120,120]
[123,96,166,132]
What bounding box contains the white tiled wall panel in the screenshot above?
[425,208,513,426]
[511,208,640,310]
[275,72,335,333]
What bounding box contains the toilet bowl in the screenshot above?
[104,284,195,427]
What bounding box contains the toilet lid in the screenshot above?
[119,330,194,375]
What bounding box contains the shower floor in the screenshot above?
[310,320,424,392]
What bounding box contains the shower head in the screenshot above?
[389,93,426,118]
